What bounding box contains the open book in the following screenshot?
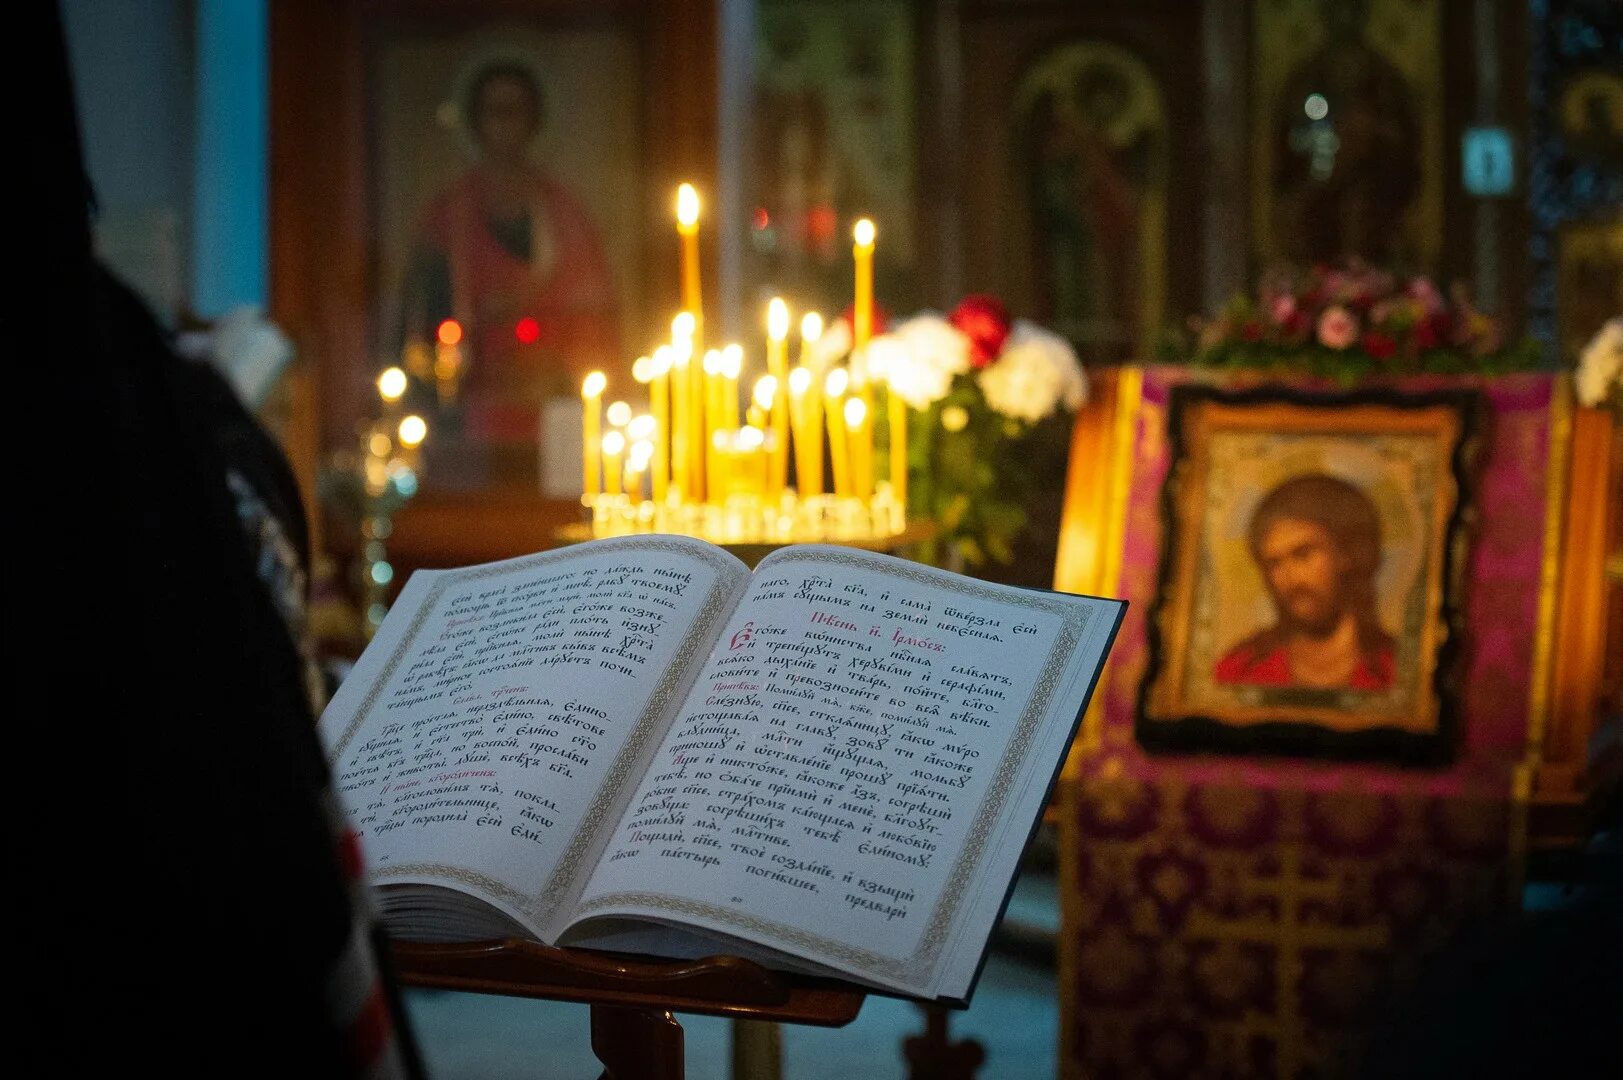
[321,536,1123,1004]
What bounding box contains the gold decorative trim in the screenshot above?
[1512,377,1575,904]
[331,536,744,925]
[579,545,1091,985]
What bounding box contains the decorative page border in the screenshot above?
[335,536,745,925]
[577,546,1090,986]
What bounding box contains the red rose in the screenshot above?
[947,294,1012,368]
[1363,331,1397,360]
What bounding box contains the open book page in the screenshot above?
[564,545,1123,998]
[320,535,749,941]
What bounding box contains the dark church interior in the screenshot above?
[29,1,1620,1076]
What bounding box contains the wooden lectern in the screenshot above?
[390,938,866,1080]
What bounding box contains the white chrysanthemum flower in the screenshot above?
[977,319,1086,422]
[1576,317,1623,408]
[801,316,852,376]
[883,313,972,410]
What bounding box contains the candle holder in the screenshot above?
[319,399,430,638]
[575,189,909,548]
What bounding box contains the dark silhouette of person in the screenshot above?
[1216,474,1396,691]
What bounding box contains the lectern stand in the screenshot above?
[390,938,866,1080]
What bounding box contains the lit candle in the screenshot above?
[676,184,702,343]
[397,413,427,470]
[845,396,871,499]
[721,344,744,429]
[852,220,875,351]
[753,375,780,497]
[825,368,851,498]
[711,428,733,503]
[800,311,824,356]
[377,366,408,413]
[397,414,427,449]
[766,298,791,494]
[434,319,464,406]
[627,439,653,501]
[648,348,672,502]
[602,430,626,496]
[581,370,607,497]
[606,399,632,429]
[737,425,767,499]
[868,337,908,511]
[787,366,814,496]
[673,312,700,500]
[798,313,826,496]
[702,349,724,501]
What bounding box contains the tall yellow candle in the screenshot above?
[798,313,826,495]
[852,219,875,351]
[753,376,780,497]
[736,425,767,499]
[845,396,872,499]
[702,349,724,501]
[676,184,702,344]
[602,430,625,496]
[649,350,672,502]
[868,337,908,510]
[581,371,607,496]
[766,298,791,492]
[668,345,689,498]
[721,344,744,430]
[825,368,851,498]
[674,312,700,500]
[787,366,814,495]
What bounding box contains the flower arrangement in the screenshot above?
[1171,260,1541,378]
[1576,317,1623,410]
[822,295,1086,566]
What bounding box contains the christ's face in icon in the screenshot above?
[1214,473,1396,692]
[471,72,540,164]
[1256,516,1349,636]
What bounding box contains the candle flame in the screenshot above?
[853,218,876,249]
[631,356,654,383]
[602,430,626,455]
[436,319,463,346]
[789,366,813,395]
[825,368,849,397]
[650,344,674,375]
[800,312,824,344]
[672,310,697,340]
[737,425,765,451]
[628,414,657,440]
[377,366,408,403]
[721,343,744,379]
[844,397,867,427]
[702,349,723,375]
[753,375,777,410]
[582,371,607,398]
[398,414,427,448]
[676,183,701,231]
[606,400,633,427]
[767,297,790,341]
